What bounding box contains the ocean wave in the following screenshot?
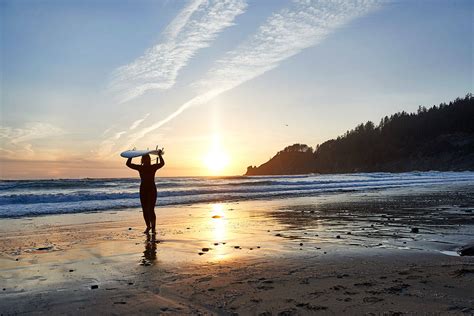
[1,172,473,218]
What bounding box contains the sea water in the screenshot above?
[1,171,474,218]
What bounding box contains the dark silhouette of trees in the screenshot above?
[279,144,313,154]
[246,94,474,175]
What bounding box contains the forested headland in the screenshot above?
[246,94,474,175]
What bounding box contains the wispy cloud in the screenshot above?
[124,0,380,148]
[109,0,247,103]
[0,122,62,145]
[199,0,380,93]
[113,131,126,140]
[0,122,63,158]
[129,113,150,130]
[96,112,151,159]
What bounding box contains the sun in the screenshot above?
[203,133,230,174]
[203,147,229,174]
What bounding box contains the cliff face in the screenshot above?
[246,151,315,175]
[246,95,474,176]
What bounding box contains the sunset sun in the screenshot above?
[203,135,229,175]
[203,147,230,174]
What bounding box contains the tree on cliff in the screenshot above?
[246,94,474,175]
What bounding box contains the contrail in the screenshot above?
[124,0,380,149]
[109,0,247,103]
[97,112,151,159]
[129,113,150,130]
[119,90,221,153]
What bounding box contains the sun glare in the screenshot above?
[204,148,229,173]
[203,135,229,174]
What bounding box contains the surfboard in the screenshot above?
[120,148,163,159]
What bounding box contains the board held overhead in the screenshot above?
[120,148,163,159]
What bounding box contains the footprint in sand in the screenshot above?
[363,297,384,303]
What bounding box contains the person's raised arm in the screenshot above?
[155,151,165,170]
[126,157,140,170]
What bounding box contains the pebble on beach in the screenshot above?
[37,246,53,251]
[411,228,419,233]
[91,285,99,289]
[202,248,210,252]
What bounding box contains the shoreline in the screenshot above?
[2,172,474,219]
[1,185,473,314]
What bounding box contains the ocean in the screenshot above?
[1,171,474,218]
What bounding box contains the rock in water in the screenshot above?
[458,244,474,256]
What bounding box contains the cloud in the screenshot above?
[118,90,220,153]
[124,0,380,148]
[0,122,63,145]
[96,112,152,159]
[0,122,63,159]
[109,0,247,103]
[129,113,150,130]
[113,131,126,140]
[198,0,380,93]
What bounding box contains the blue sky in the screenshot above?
[1,0,472,178]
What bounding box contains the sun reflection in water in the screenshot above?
[210,203,228,261]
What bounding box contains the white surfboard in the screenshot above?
[120,148,163,159]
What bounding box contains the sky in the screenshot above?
[0,0,472,179]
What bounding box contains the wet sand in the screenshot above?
[1,184,473,314]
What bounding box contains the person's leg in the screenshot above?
[140,192,150,234]
[149,208,156,234]
[150,191,157,234]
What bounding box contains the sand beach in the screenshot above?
[1,184,473,315]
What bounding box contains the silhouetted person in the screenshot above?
[126,151,164,234]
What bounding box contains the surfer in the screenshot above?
[126,150,165,234]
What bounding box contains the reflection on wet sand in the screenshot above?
[268,187,474,252]
[210,203,228,261]
[141,234,157,266]
[132,187,474,265]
